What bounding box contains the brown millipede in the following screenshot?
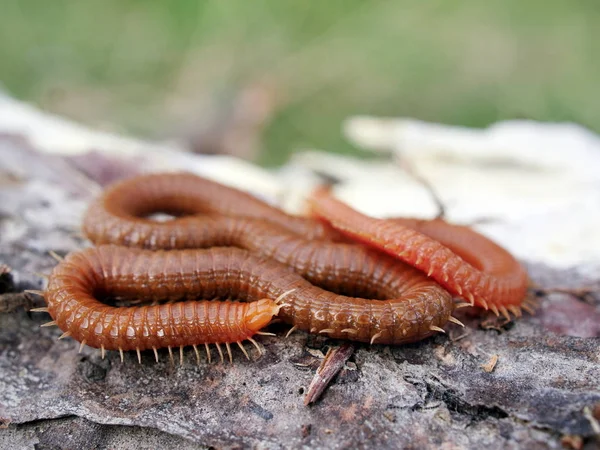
[40,245,453,361]
[31,172,528,362]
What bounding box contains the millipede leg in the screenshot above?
[255,331,276,337]
[489,303,500,317]
[454,302,471,309]
[521,304,535,315]
[193,345,201,366]
[508,305,522,317]
[285,326,298,338]
[205,343,212,363]
[273,289,296,305]
[247,337,262,356]
[448,316,465,327]
[215,343,224,363]
[237,341,249,360]
[498,306,511,321]
[225,342,233,364]
[318,328,335,335]
[58,331,71,340]
[370,331,383,345]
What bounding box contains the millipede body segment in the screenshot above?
[37,172,527,359]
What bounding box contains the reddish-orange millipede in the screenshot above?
[308,188,529,318]
[32,172,528,362]
[43,246,283,364]
[41,245,453,360]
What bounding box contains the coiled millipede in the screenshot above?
[29,173,530,364]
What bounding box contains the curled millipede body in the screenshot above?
[35,171,527,358]
[308,189,529,314]
[45,246,281,353]
[83,172,336,244]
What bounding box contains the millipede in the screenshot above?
[29,172,530,364]
[308,189,530,318]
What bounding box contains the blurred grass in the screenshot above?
[0,0,598,166]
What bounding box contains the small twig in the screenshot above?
[583,405,600,435]
[0,417,12,429]
[395,157,446,219]
[481,354,499,373]
[304,344,355,406]
[531,286,598,304]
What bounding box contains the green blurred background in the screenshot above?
[1,0,597,166]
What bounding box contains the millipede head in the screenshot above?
[244,298,281,332]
